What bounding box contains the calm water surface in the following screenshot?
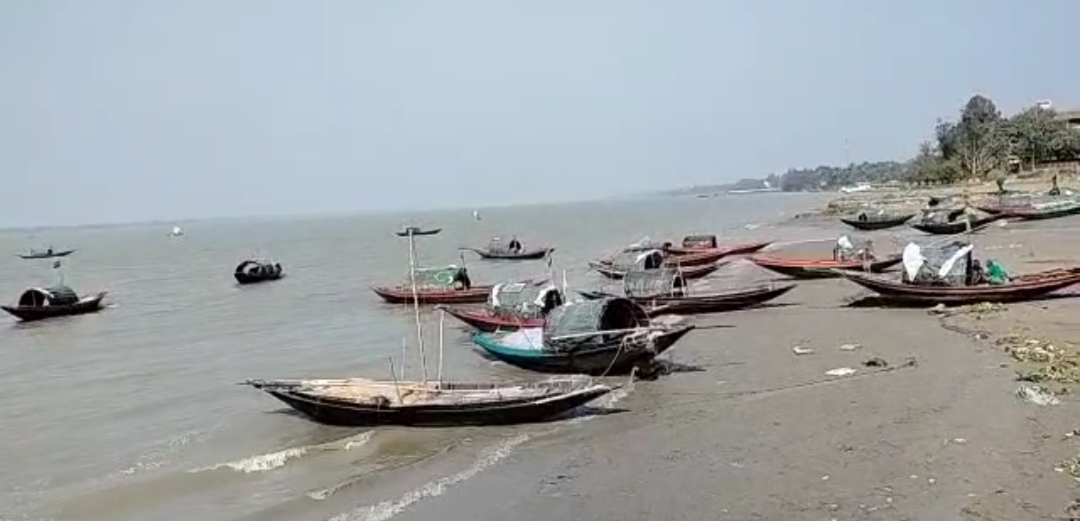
[0,194,833,521]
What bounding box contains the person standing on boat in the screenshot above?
[1049,174,1061,196]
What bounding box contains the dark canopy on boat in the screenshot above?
[543,298,649,343]
[681,235,718,249]
[489,281,564,318]
[235,260,279,275]
[622,268,686,298]
[17,286,79,307]
[608,250,665,271]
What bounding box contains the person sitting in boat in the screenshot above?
[508,236,522,254]
[452,267,472,290]
[833,236,875,262]
[985,260,1010,285]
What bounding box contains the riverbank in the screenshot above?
[390,213,1080,521]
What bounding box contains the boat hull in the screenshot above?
[577,284,796,315]
[1,293,106,322]
[250,382,613,427]
[17,249,76,260]
[372,285,494,304]
[395,228,441,237]
[235,272,284,284]
[590,262,720,281]
[750,256,903,279]
[908,215,1002,234]
[665,240,773,257]
[470,247,554,260]
[837,268,1080,305]
[1007,203,1080,221]
[440,306,546,332]
[839,214,914,231]
[471,325,694,375]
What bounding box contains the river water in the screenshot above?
[0,193,834,521]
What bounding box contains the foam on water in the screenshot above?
[191,431,375,474]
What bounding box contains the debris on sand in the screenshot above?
[1054,454,1080,480]
[1016,385,1061,406]
[997,335,1080,384]
[826,368,857,377]
[792,346,815,355]
[839,343,862,351]
[927,302,1007,318]
[863,357,888,368]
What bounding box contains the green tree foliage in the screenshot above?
[777,161,909,191]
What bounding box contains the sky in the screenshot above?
[0,0,1076,227]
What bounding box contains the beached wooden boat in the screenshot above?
[372,266,494,304]
[908,214,1002,235]
[661,235,773,257]
[244,377,613,427]
[839,212,914,231]
[395,226,442,237]
[577,268,795,315]
[749,255,903,279]
[234,260,284,284]
[463,237,554,260]
[439,280,565,332]
[590,259,720,280]
[1006,199,1080,221]
[837,267,1080,305]
[1,286,106,322]
[470,298,694,375]
[17,248,75,260]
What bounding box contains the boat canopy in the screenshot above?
[622,268,686,298]
[235,260,279,275]
[17,286,79,307]
[542,297,649,351]
[681,235,717,249]
[608,249,665,271]
[489,281,563,318]
[902,241,973,286]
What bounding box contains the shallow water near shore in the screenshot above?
[1,193,837,521]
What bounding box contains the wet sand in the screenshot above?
[388,216,1080,520]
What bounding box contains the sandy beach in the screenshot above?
[384,195,1080,521]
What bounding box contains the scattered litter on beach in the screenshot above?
[927,302,1006,318]
[1016,385,1061,406]
[863,357,888,368]
[792,346,814,355]
[998,335,1080,383]
[1054,454,1080,480]
[826,368,857,377]
[839,343,862,351]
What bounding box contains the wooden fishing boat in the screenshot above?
[662,235,773,257]
[837,267,1080,305]
[438,280,565,333]
[749,254,903,279]
[839,212,914,231]
[590,259,720,280]
[245,377,613,427]
[463,237,554,260]
[17,248,75,260]
[2,286,107,322]
[395,226,442,237]
[1006,199,1080,221]
[908,214,1002,235]
[234,260,284,284]
[470,298,694,375]
[372,266,494,304]
[578,269,796,315]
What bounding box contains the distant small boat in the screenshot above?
[396,226,441,237]
[17,248,75,260]
[1,285,107,322]
[168,226,184,237]
[840,212,914,231]
[234,260,285,284]
[463,237,554,261]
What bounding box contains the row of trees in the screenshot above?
[770,95,1080,190]
[909,96,1080,184]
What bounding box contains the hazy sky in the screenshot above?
[1,0,1075,227]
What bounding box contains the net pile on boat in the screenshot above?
[904,241,972,286]
[489,281,563,319]
[541,298,650,353]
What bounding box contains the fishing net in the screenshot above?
[489,281,564,318]
[622,268,686,298]
[542,298,649,353]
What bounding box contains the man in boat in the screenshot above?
[452,267,472,290]
[508,236,522,254]
[1049,174,1061,196]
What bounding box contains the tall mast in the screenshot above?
[406,229,428,384]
